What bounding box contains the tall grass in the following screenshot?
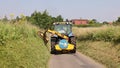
[0,22,39,45]
[73,25,120,43]
[0,21,50,68]
[74,26,120,68]
[77,41,120,68]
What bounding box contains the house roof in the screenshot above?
[71,19,88,21]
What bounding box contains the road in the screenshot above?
[49,52,105,68]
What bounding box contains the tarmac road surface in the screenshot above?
[49,52,105,68]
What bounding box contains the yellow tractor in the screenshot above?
[38,22,76,54]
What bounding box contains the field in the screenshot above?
[0,21,50,68]
[73,26,120,68]
[1,21,120,68]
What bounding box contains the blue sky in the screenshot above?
[0,0,120,22]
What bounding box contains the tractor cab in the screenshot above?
[53,22,73,36]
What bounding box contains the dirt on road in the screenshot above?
[49,52,105,68]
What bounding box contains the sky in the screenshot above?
[0,0,120,22]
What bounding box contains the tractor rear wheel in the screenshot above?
[70,37,76,53]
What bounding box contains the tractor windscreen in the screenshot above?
[54,24,72,35]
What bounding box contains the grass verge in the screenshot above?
[73,26,120,68]
[77,41,120,68]
[0,22,50,68]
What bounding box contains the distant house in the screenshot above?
[71,19,89,25]
[108,22,113,25]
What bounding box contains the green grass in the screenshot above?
[74,26,120,68]
[77,41,120,68]
[0,21,50,68]
[73,26,120,43]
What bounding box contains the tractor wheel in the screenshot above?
[70,37,76,53]
[71,49,76,53]
[50,38,56,54]
[50,50,56,54]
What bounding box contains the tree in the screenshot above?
[16,16,20,21]
[92,19,97,23]
[56,15,63,22]
[89,19,98,24]
[103,21,108,24]
[89,20,94,24]
[2,16,8,22]
[24,10,64,29]
[66,19,69,22]
[113,17,120,25]
[116,17,120,22]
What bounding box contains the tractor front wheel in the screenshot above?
[50,38,56,54]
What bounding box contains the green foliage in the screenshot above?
[103,21,109,24]
[27,10,63,29]
[56,15,63,22]
[76,26,120,68]
[0,21,50,68]
[2,16,8,22]
[77,41,120,68]
[0,22,36,45]
[77,26,120,43]
[113,17,120,25]
[89,19,98,24]
[116,17,120,22]
[92,28,115,41]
